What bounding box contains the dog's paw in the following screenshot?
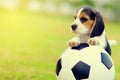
[88,38,99,45]
[67,41,79,47]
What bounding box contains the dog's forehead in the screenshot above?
[76,7,96,20]
[76,8,90,17]
[77,8,84,16]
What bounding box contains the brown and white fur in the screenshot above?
[67,7,112,55]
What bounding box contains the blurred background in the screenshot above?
[0,0,119,80]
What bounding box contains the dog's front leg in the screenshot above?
[88,30,107,48]
[88,37,99,45]
[88,36,106,48]
[67,36,81,47]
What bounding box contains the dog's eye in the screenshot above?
[80,17,88,22]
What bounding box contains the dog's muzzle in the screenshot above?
[71,24,77,31]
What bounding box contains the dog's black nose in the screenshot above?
[71,24,77,30]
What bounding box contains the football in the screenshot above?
[56,43,115,80]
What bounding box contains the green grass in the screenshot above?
[105,22,120,80]
[0,10,119,80]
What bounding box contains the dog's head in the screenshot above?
[71,7,104,37]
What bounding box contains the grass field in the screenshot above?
[0,10,119,80]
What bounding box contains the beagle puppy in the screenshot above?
[68,7,111,55]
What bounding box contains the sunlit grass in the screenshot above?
[0,10,73,80]
[105,22,120,80]
[0,10,119,80]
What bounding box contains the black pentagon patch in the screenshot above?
[72,61,90,80]
[101,52,113,70]
[72,43,89,50]
[56,58,62,76]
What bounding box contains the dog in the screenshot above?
[67,7,111,55]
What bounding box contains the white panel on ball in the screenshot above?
[56,44,115,80]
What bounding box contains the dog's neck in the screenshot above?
[77,32,91,37]
[78,33,90,43]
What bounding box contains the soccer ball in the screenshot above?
[56,43,115,80]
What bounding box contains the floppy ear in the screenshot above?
[90,12,105,38]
